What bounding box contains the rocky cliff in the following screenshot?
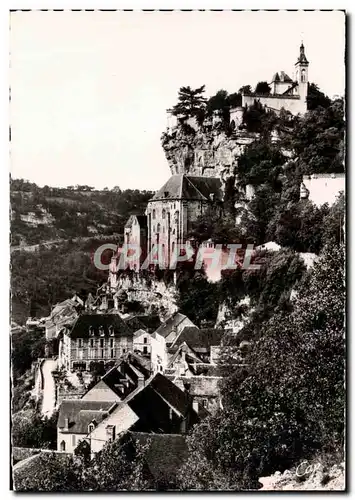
[161,118,258,198]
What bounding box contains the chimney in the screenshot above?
[64,418,69,431]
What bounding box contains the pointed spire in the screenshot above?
[296,41,309,65]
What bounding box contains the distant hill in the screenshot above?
[10,179,153,246]
[10,179,153,324]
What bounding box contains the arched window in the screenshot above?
[162,208,166,219]
[152,209,156,220]
[230,120,236,130]
[60,440,66,452]
[174,211,179,224]
[301,69,306,83]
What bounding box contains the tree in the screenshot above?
[307,82,331,110]
[255,81,271,95]
[239,85,252,95]
[181,244,344,487]
[169,85,207,119]
[12,409,58,449]
[177,272,219,327]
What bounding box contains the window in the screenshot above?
[90,339,94,348]
[100,338,104,348]
[152,225,155,233]
[111,349,114,358]
[88,423,95,434]
[99,326,105,337]
[202,399,208,409]
[157,223,161,233]
[123,349,126,354]
[143,346,148,355]
[301,69,306,83]
[144,337,148,344]
[77,339,83,348]
[162,208,166,219]
[60,440,66,452]
[152,209,156,219]
[110,338,114,348]
[101,349,104,358]
[72,435,76,447]
[160,366,163,372]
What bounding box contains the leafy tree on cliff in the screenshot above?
[169,85,207,119]
[307,82,331,110]
[239,85,252,95]
[282,99,344,174]
[255,81,271,95]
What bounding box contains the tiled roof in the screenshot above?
[154,312,189,339]
[125,314,161,333]
[149,373,191,416]
[58,400,115,434]
[129,432,188,487]
[125,215,147,229]
[67,314,133,339]
[174,327,225,349]
[150,175,222,202]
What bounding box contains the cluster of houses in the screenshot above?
[42,293,229,481]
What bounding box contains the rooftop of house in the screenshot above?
[173,326,225,350]
[125,314,161,333]
[125,215,148,229]
[154,312,190,339]
[66,314,133,339]
[58,400,116,434]
[150,174,222,202]
[127,432,188,487]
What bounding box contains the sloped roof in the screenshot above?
[150,175,222,202]
[154,312,190,339]
[271,71,293,84]
[149,373,191,416]
[67,314,133,339]
[129,432,188,487]
[58,400,115,434]
[174,327,225,350]
[125,314,161,333]
[125,215,147,229]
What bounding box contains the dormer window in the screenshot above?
[89,326,94,336]
[109,325,114,336]
[99,326,105,337]
[162,208,166,219]
[88,421,96,434]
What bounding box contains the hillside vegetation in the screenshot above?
[10,179,152,246]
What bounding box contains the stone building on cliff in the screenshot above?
[146,174,223,267]
[241,42,309,115]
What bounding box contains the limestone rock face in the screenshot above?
[161,123,257,187]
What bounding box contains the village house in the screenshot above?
[82,353,151,402]
[123,215,148,270]
[58,314,134,372]
[44,295,83,340]
[133,329,152,355]
[57,372,202,456]
[150,312,196,373]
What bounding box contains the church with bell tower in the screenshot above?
[241,42,310,116]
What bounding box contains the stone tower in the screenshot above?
[295,42,309,113]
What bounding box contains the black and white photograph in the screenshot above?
[9,9,346,491]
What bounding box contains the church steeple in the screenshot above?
[296,42,309,66]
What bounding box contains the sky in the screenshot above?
[10,10,345,191]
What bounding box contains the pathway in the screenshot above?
[41,359,57,418]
